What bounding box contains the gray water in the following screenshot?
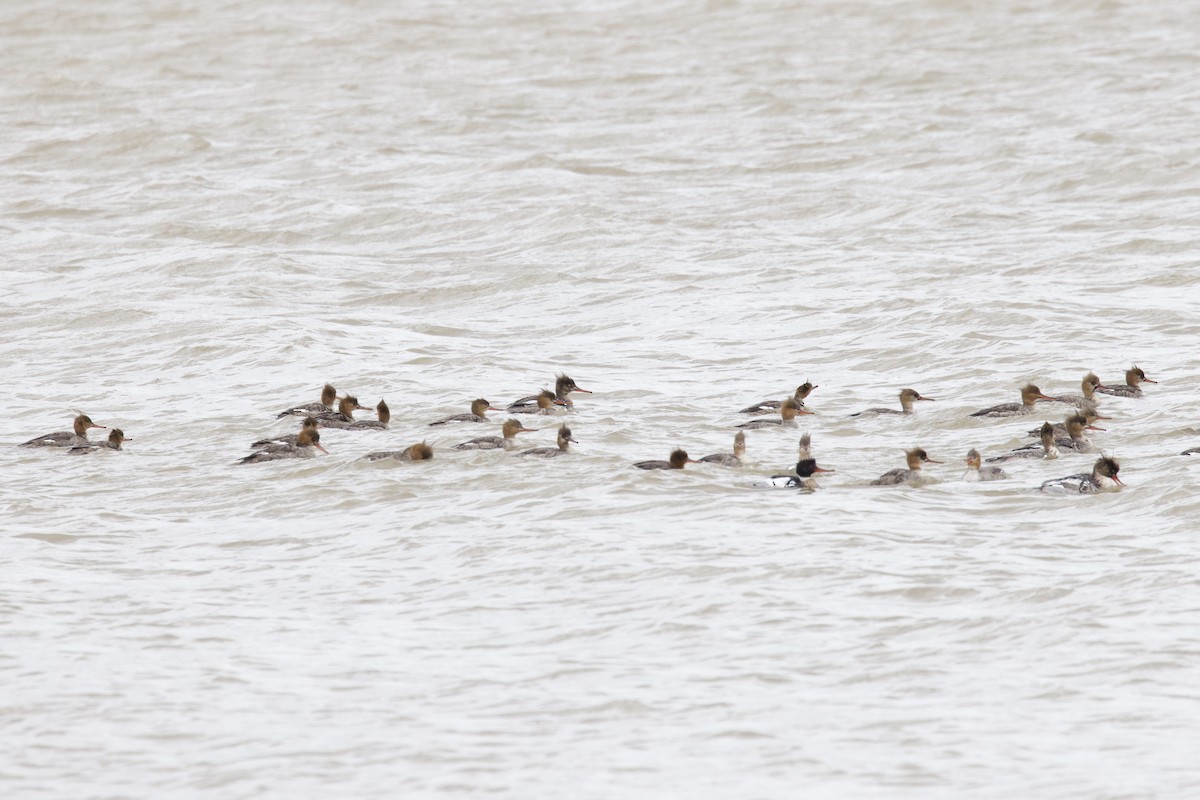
[4,0,1200,797]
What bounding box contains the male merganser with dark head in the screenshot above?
[348,399,390,430]
[361,442,434,462]
[20,413,106,448]
[1026,407,1109,438]
[1053,372,1107,408]
[871,448,941,486]
[767,459,834,490]
[519,424,577,457]
[68,429,129,454]
[765,434,835,488]
[453,418,538,450]
[988,422,1060,463]
[277,384,337,419]
[699,431,746,467]
[509,374,591,411]
[316,396,372,429]
[970,384,1055,418]
[849,388,933,416]
[739,381,817,415]
[634,448,696,470]
[963,448,1007,481]
[429,398,500,426]
[1097,366,1157,398]
[1039,456,1123,493]
[252,416,319,450]
[737,398,813,429]
[239,427,328,464]
[506,389,565,415]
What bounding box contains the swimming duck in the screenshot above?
[849,388,934,416]
[429,398,500,425]
[871,448,941,486]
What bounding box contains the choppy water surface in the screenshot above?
[4,0,1200,796]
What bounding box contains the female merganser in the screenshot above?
[849,388,934,416]
[239,427,328,464]
[1039,456,1123,493]
[1097,366,1157,398]
[736,398,813,429]
[1053,413,1104,453]
[519,424,576,457]
[453,418,538,450]
[20,413,106,448]
[68,429,129,454]
[1053,372,1107,408]
[252,416,319,450]
[316,396,372,429]
[361,442,434,462]
[1016,414,1103,455]
[1025,407,1109,438]
[765,434,835,488]
[699,432,746,466]
[871,448,941,486]
[987,422,1060,462]
[739,382,817,415]
[970,384,1055,418]
[348,399,390,430]
[506,389,565,415]
[277,384,337,418]
[429,398,500,426]
[634,448,696,470]
[963,448,1007,481]
[508,374,591,411]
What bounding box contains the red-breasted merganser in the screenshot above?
[767,460,834,490]
[736,398,814,429]
[963,448,1007,481]
[68,429,129,454]
[1039,456,1123,493]
[453,418,538,450]
[1053,372,1107,408]
[871,448,941,486]
[849,388,934,416]
[20,414,106,448]
[361,442,434,462]
[739,382,817,415]
[1097,366,1157,398]
[276,384,337,419]
[348,399,390,430]
[1053,413,1104,453]
[634,448,696,470]
[764,434,835,488]
[239,427,328,464]
[987,421,1060,463]
[970,384,1055,418]
[508,374,591,411]
[1017,413,1103,455]
[429,398,500,426]
[316,396,372,429]
[506,389,566,415]
[699,431,746,467]
[252,416,320,450]
[519,424,576,457]
[1025,407,1109,438]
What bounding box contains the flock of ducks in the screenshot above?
[16,367,1177,494]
